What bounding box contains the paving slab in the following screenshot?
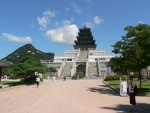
[0,79,149,113]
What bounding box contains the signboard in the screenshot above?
[120,78,127,96]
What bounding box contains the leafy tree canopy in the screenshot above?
[111,24,150,73]
[3,56,48,77]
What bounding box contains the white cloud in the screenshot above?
[84,16,103,28]
[46,24,79,44]
[37,10,56,30]
[61,20,71,25]
[85,0,92,3]
[85,22,94,28]
[93,16,103,25]
[2,33,32,43]
[71,2,83,14]
[43,10,55,17]
[138,21,144,24]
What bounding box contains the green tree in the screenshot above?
[112,24,150,88]
[3,56,48,78]
[48,67,57,77]
[109,57,126,74]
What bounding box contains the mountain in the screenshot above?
[3,44,54,64]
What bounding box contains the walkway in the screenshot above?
[0,80,149,113]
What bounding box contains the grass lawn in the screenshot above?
[105,79,150,95]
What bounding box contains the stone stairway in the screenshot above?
[60,62,73,77]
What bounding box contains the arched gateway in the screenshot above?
[41,26,115,78]
[76,63,86,76]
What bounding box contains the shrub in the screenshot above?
[21,76,43,84]
[133,72,139,78]
[40,77,43,82]
[71,75,77,80]
[21,76,36,84]
[71,72,84,80]
[104,75,127,81]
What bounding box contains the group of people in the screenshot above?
[36,73,137,112]
[36,75,67,88]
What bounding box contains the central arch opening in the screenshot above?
[76,63,86,76]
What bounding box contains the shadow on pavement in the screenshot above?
[87,85,119,96]
[101,103,150,113]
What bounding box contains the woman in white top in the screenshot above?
[52,76,56,82]
[36,76,40,88]
[128,76,136,112]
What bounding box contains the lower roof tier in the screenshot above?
[73,45,96,49]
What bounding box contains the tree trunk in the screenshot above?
[138,69,142,88]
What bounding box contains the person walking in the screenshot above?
[52,76,56,82]
[47,76,50,80]
[63,76,66,81]
[36,76,40,88]
[128,75,136,112]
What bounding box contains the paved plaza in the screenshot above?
[0,80,150,113]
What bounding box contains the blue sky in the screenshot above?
[1,0,150,59]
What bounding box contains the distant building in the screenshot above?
[41,27,114,78]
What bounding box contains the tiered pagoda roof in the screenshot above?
[73,27,96,50]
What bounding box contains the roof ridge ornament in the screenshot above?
[84,22,86,29]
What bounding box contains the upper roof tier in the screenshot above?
[73,27,96,50]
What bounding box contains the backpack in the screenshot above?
[134,84,138,95]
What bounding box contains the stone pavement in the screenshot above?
[0,79,149,113]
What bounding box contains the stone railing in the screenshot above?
[40,59,53,63]
[96,60,100,77]
[71,49,80,77]
[71,61,76,77]
[57,62,65,77]
[75,49,80,61]
[85,59,89,77]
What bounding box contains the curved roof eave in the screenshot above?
[0,60,12,68]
